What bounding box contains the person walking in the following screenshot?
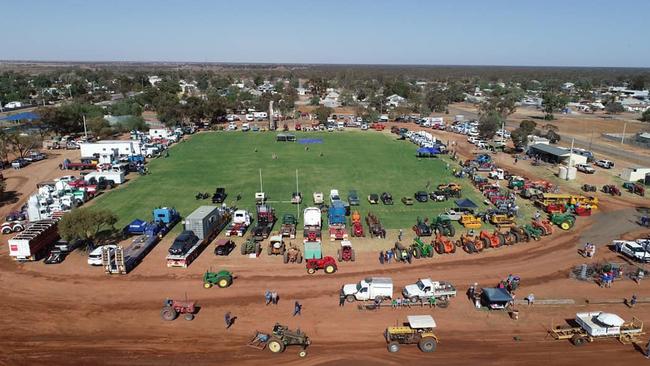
[224,312,232,329]
[271,291,279,305]
[637,269,645,284]
[526,293,535,306]
[398,229,403,242]
[630,294,638,308]
[534,211,541,222]
[339,291,346,307]
[386,250,393,264]
[265,290,272,305]
[467,285,475,301]
[293,301,302,316]
[379,251,385,265]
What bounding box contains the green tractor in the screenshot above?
[431,216,455,237]
[522,224,542,241]
[241,238,261,256]
[550,213,576,231]
[203,269,233,289]
[410,237,434,259]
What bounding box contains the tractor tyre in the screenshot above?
[394,248,402,259]
[435,243,444,254]
[203,282,213,289]
[465,243,476,254]
[240,243,246,255]
[450,243,456,253]
[387,341,400,353]
[412,247,421,259]
[255,242,261,255]
[418,337,437,353]
[427,246,433,257]
[447,225,455,237]
[482,237,490,250]
[511,231,520,243]
[217,277,231,288]
[283,252,289,264]
[298,350,307,358]
[350,249,355,262]
[267,338,285,353]
[476,240,485,252]
[307,267,316,275]
[560,221,571,230]
[325,265,336,274]
[571,335,587,347]
[337,249,342,262]
[184,313,195,321]
[497,233,505,246]
[406,253,412,264]
[160,306,178,321]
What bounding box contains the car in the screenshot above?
[11,158,29,169]
[251,124,260,132]
[44,249,67,264]
[212,187,227,203]
[368,193,379,204]
[614,240,650,262]
[24,152,46,162]
[414,191,429,203]
[361,123,368,130]
[401,197,414,205]
[245,114,254,122]
[169,231,199,255]
[438,209,462,221]
[241,122,250,131]
[348,190,360,206]
[214,239,236,256]
[87,244,118,266]
[576,164,595,174]
[595,160,614,169]
[467,136,478,144]
[53,239,84,252]
[380,192,393,205]
[228,122,237,130]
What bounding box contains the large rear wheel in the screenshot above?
[160,306,178,321]
[418,337,437,353]
[325,265,336,274]
[267,338,285,353]
[217,277,231,288]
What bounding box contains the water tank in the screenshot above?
[567,167,577,180]
[558,166,568,180]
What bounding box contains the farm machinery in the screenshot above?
[202,269,233,289]
[337,239,355,262]
[531,220,554,236]
[241,238,261,256]
[305,256,337,274]
[602,185,622,196]
[479,230,504,249]
[460,215,482,229]
[284,243,303,264]
[410,237,434,259]
[252,204,277,241]
[437,183,462,198]
[433,233,456,254]
[393,241,412,263]
[161,297,197,321]
[581,184,597,193]
[549,312,644,348]
[248,323,311,357]
[412,217,433,237]
[550,213,576,231]
[350,210,365,237]
[280,213,297,239]
[366,212,386,238]
[623,182,645,196]
[267,235,286,256]
[386,315,439,353]
[457,232,484,253]
[521,224,543,240]
[430,216,455,237]
[489,214,516,229]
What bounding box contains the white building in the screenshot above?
[386,94,406,107]
[148,76,161,86]
[321,91,341,108]
[79,140,142,158]
[621,167,650,182]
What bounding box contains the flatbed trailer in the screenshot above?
[549,313,644,346]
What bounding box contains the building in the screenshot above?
[321,91,340,108]
[148,76,161,86]
[527,144,587,166]
[386,94,406,108]
[621,167,650,182]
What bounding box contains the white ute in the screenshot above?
[402,278,457,300]
[342,277,393,302]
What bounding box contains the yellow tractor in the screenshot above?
[460,214,482,229]
[385,315,439,353]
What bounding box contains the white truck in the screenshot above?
[488,168,506,180]
[613,239,650,262]
[329,189,340,203]
[402,279,457,301]
[83,171,125,185]
[225,209,251,237]
[342,277,393,302]
[303,207,322,241]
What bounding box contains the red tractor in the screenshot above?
[433,233,456,254]
[306,256,338,274]
[602,185,622,196]
[544,203,567,214]
[531,220,554,236]
[337,240,355,262]
[350,210,365,237]
[479,230,504,249]
[160,298,197,321]
[573,205,592,217]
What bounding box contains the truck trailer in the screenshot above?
[328,200,347,241]
[166,206,231,268]
[7,219,60,261]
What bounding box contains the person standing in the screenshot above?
[265,290,272,305]
[526,293,535,306]
[224,312,232,329]
[271,291,279,305]
[398,229,403,242]
[339,291,346,307]
[629,294,638,308]
[293,301,302,316]
[379,251,385,265]
[637,269,645,284]
[467,285,475,301]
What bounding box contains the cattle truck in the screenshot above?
[102,207,180,274]
[7,219,60,261]
[166,206,231,268]
[303,207,322,240]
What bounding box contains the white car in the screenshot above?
[241,122,250,131]
[228,122,237,130]
[245,114,254,122]
[438,209,462,221]
[361,123,368,130]
[467,136,478,144]
[595,160,614,169]
[614,240,650,262]
[402,279,457,300]
[87,244,118,266]
[576,164,595,174]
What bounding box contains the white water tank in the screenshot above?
[567,166,577,180]
[558,166,568,180]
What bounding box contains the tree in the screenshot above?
[7,132,40,158]
[86,117,113,138]
[58,208,118,250]
[313,106,333,124]
[541,90,569,120]
[479,87,521,121]
[309,96,320,106]
[605,102,624,114]
[510,119,537,147]
[425,89,449,113]
[641,108,650,122]
[478,111,501,139]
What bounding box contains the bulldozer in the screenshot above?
[531,220,554,236]
[550,213,576,231]
[457,232,484,253]
[430,216,455,237]
[410,237,434,259]
[433,233,456,254]
[283,243,303,264]
[489,214,516,229]
[460,215,482,229]
[479,230,504,249]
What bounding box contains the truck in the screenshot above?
[303,207,322,241]
[102,208,180,274]
[225,209,252,237]
[61,159,97,171]
[401,279,457,301]
[84,171,125,185]
[280,213,297,239]
[342,277,393,302]
[7,219,60,261]
[328,200,348,241]
[166,206,231,268]
[252,204,277,241]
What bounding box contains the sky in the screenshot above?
[1,0,649,67]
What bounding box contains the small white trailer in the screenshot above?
[550,311,644,346]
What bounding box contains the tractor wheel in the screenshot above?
[350,249,355,262]
[267,338,285,353]
[217,277,231,288]
[497,233,505,246]
[283,252,289,264]
[298,350,307,358]
[307,267,316,275]
[465,243,475,253]
[406,253,412,264]
[435,243,444,254]
[298,254,303,264]
[337,249,342,262]
[325,265,336,274]
[447,225,455,237]
[184,313,195,321]
[476,240,485,252]
[571,335,587,346]
[203,282,213,289]
[394,248,402,259]
[240,243,246,255]
[450,243,456,253]
[511,231,521,243]
[254,242,261,255]
[427,246,433,257]
[160,306,178,321]
[560,221,572,230]
[412,247,421,259]
[482,237,490,250]
[418,337,437,353]
[387,341,400,353]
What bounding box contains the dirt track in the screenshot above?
[1,132,650,365]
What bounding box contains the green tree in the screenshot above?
[309,96,320,106]
[313,105,333,124]
[58,208,118,250]
[641,108,650,122]
[605,102,624,114]
[478,111,501,139]
[541,90,569,120]
[425,89,449,113]
[510,119,538,147]
[86,117,113,138]
[7,132,41,158]
[479,87,521,120]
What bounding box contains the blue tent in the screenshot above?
[0,112,40,122]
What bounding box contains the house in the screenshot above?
[561,82,576,93]
[257,82,275,93]
[179,80,197,94]
[296,87,309,96]
[320,91,341,108]
[386,94,406,108]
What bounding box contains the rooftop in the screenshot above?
[528,143,570,157]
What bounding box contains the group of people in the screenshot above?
[378,249,395,264]
[264,290,279,305]
[600,270,618,288]
[583,243,596,258]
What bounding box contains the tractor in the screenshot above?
[161,297,197,321]
[544,203,567,214]
[457,232,484,253]
[602,185,622,196]
[267,235,286,256]
[410,237,434,259]
[241,238,261,256]
[366,212,387,238]
[581,184,597,193]
[572,205,592,217]
[386,315,439,353]
[550,213,576,231]
[433,233,456,254]
[350,210,365,237]
[437,183,462,198]
[522,224,543,240]
[509,226,530,242]
[248,323,311,357]
[460,215,482,229]
[623,182,645,196]
[531,220,554,236]
[430,216,455,237]
[412,217,433,237]
[203,269,233,289]
[479,230,504,249]
[489,214,516,229]
[284,243,303,264]
[499,230,518,245]
[337,240,355,262]
[306,256,337,274]
[393,241,412,263]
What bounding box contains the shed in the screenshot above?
[621,167,650,182]
[527,144,587,166]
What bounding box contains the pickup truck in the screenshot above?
[613,240,650,262]
[595,160,614,169]
[576,164,595,174]
[438,209,462,221]
[402,278,457,300]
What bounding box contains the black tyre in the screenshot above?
[482,237,490,249]
[350,249,355,262]
[346,295,356,303]
[387,341,400,353]
[160,306,178,321]
[497,233,505,246]
[465,242,476,253]
[184,313,195,321]
[571,335,587,346]
[337,249,342,262]
[418,337,437,353]
[447,225,455,237]
[267,338,285,353]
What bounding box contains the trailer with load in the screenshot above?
[102,207,180,274]
[166,206,230,268]
[225,209,252,237]
[402,279,457,303]
[549,312,644,347]
[342,277,393,302]
[328,200,348,241]
[251,204,276,241]
[7,219,60,261]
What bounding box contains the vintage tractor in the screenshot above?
[337,240,355,262]
[550,213,576,231]
[457,232,484,253]
[581,184,597,193]
[267,235,286,256]
[386,315,438,353]
[433,233,456,254]
[366,212,387,238]
[623,182,645,196]
[489,214,516,229]
[410,237,434,259]
[284,243,303,264]
[531,220,554,236]
[460,214,482,229]
[412,217,433,236]
[280,213,297,239]
[544,203,567,214]
[241,238,261,256]
[509,226,530,242]
[572,205,592,217]
[350,210,365,237]
[479,230,504,249]
[499,230,518,245]
[248,323,311,357]
[203,269,233,289]
[437,183,462,198]
[602,185,622,196]
[430,216,455,237]
[306,256,337,274]
[161,297,197,321]
[522,224,543,240]
[393,241,412,263]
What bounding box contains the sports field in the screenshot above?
[94,131,484,229]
